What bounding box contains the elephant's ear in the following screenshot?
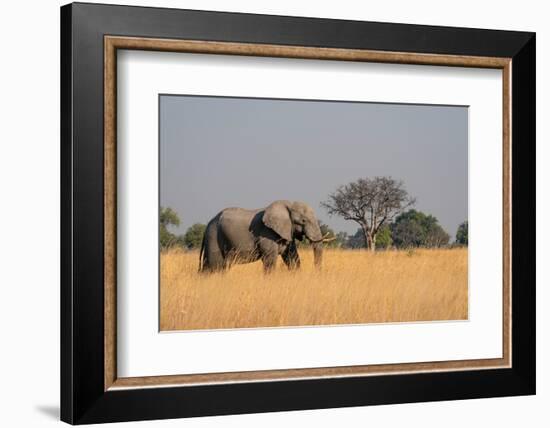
[262,201,292,242]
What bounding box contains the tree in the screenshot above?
[183,223,207,249]
[345,225,392,250]
[456,221,468,245]
[391,209,449,248]
[391,217,424,248]
[160,206,181,249]
[425,224,450,248]
[346,229,366,249]
[322,176,415,251]
[334,231,349,248]
[375,225,393,249]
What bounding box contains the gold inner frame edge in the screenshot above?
[104,36,512,391]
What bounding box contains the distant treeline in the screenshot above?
[300,213,467,250]
[160,175,468,251]
[160,207,206,250]
[160,207,467,251]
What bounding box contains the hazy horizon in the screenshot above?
[160,95,468,238]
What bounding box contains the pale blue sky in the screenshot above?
[160,95,468,237]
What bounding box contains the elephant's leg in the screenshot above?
[258,237,278,273]
[201,216,226,273]
[281,240,300,270]
[261,255,277,273]
[205,248,226,272]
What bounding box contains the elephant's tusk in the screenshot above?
[320,232,337,243]
[309,233,337,244]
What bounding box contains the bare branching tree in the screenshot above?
[321,176,415,251]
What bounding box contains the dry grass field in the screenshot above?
[160,247,467,331]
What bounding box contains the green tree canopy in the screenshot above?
[456,221,468,245]
[375,225,393,249]
[183,223,207,249]
[160,206,181,249]
[346,225,392,249]
[391,209,449,249]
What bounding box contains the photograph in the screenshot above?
[57,2,536,424]
[159,94,469,331]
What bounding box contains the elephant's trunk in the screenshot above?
[305,221,324,268]
[312,241,323,269]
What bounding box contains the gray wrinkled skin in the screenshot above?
[199,200,324,273]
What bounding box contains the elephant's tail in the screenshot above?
[198,234,206,272]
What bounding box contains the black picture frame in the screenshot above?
[61,2,535,424]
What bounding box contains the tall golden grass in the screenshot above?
[160,247,467,331]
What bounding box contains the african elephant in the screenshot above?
[199,200,331,273]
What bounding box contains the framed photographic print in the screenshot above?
[60,2,535,424]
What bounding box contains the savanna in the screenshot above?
[160,247,468,331]
[159,97,469,332]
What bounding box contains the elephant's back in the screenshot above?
[218,207,259,254]
[218,207,258,230]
